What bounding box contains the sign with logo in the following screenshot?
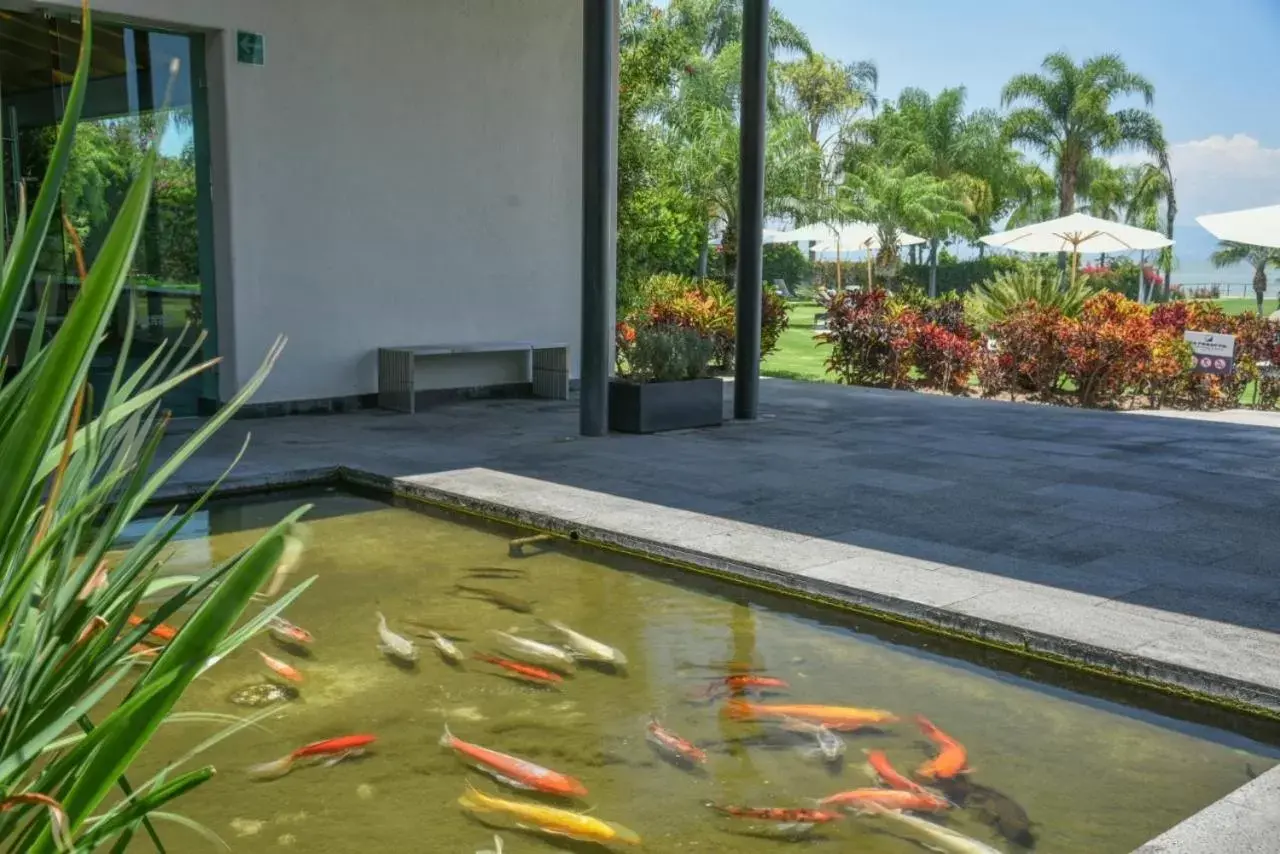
[1184,330,1236,376]
[237,31,265,66]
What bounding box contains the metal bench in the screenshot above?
[377,341,569,413]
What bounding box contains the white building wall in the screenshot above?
[78,0,583,404]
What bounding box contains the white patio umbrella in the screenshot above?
[980,212,1173,295]
[768,221,925,289]
[1196,205,1280,249]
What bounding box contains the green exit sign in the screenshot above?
[236,31,265,66]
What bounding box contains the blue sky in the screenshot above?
[775,0,1280,262]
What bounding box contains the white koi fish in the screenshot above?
[778,715,846,763]
[541,619,627,667]
[491,630,574,669]
[428,630,462,664]
[376,612,418,662]
[864,804,1003,853]
[476,835,504,854]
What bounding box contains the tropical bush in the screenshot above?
[1061,292,1155,408]
[0,9,307,850]
[818,288,916,388]
[913,321,979,393]
[763,243,812,291]
[965,267,1100,329]
[985,302,1070,398]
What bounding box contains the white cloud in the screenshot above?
[1164,134,1280,219]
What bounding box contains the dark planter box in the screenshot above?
[609,377,724,434]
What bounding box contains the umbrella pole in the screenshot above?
[1070,245,1080,290]
[866,248,873,291]
[1137,250,1145,304]
[836,236,842,291]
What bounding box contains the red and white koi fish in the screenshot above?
[914,715,969,780]
[473,652,563,686]
[646,717,707,766]
[258,650,303,683]
[268,616,313,646]
[820,787,951,813]
[248,734,376,781]
[441,725,587,797]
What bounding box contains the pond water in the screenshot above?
[122,489,1279,853]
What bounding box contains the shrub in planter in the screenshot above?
[819,288,916,388]
[637,274,789,370]
[987,301,1070,398]
[611,321,721,433]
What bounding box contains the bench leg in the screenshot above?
[532,346,570,400]
[377,349,416,413]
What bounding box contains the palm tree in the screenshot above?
[1001,53,1167,218]
[885,87,989,296]
[1133,157,1177,296]
[668,0,811,59]
[1211,242,1280,314]
[781,53,878,142]
[841,163,968,287]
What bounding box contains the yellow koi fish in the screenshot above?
[458,786,640,846]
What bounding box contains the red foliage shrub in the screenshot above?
[988,302,1069,398]
[913,321,979,393]
[1061,292,1154,408]
[819,288,915,388]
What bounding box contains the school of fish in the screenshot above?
[173,531,1033,851]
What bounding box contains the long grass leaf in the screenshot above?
[80,768,212,850]
[37,509,308,849]
[0,141,157,556]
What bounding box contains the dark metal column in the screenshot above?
[734,0,768,420]
[580,0,619,436]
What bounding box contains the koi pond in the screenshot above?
[122,489,1279,853]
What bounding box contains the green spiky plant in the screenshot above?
[964,266,1101,330]
[0,4,312,850]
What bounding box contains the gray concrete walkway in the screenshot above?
[164,379,1280,704]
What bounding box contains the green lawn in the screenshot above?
[762,301,832,382]
[1206,297,1272,316]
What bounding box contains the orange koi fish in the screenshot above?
[820,788,951,813]
[725,699,898,731]
[127,614,177,642]
[914,715,969,780]
[258,651,303,683]
[865,749,929,794]
[473,652,563,686]
[249,734,376,781]
[646,717,706,766]
[440,725,587,797]
[707,803,843,823]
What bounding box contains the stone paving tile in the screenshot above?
[1031,482,1180,510]
[802,556,995,609]
[1133,765,1280,852]
[1132,622,1280,691]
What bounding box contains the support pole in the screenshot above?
[734,0,768,421]
[580,0,618,437]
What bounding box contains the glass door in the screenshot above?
[0,7,215,415]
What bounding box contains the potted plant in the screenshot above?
[609,321,723,433]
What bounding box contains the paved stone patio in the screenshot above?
[162,378,1280,851]
[167,379,1280,640]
